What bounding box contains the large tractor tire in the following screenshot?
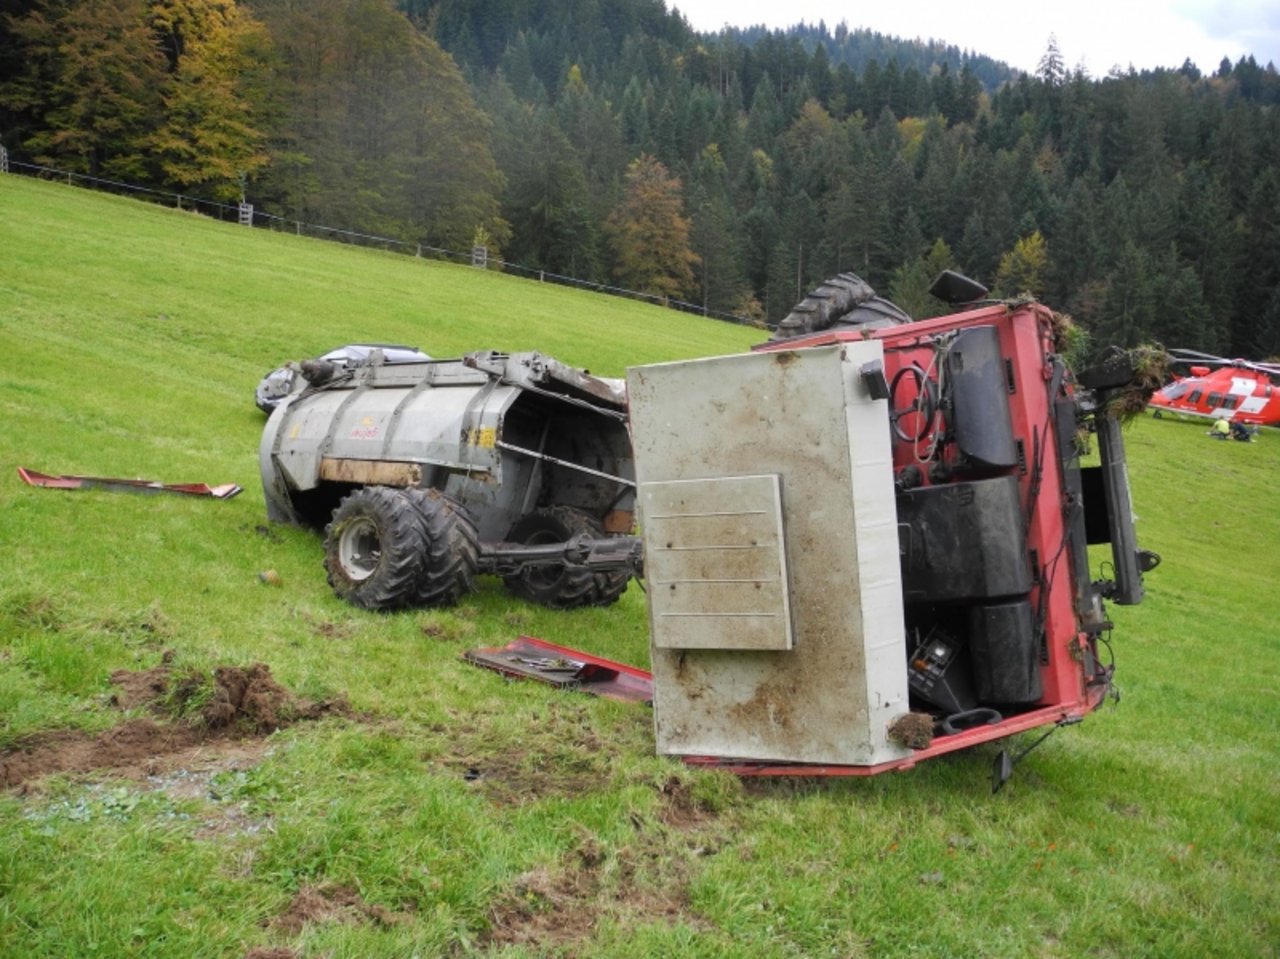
[324,486,428,610]
[502,506,629,610]
[770,271,911,341]
[404,488,479,608]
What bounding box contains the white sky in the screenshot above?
[671,0,1280,75]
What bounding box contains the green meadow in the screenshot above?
[1,174,1277,958]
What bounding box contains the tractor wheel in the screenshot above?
[503,506,629,609]
[771,272,911,341]
[324,487,428,610]
[404,488,479,608]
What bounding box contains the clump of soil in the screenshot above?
[887,712,935,750]
[270,884,407,935]
[204,664,299,732]
[1,663,349,791]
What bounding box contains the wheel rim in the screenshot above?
[521,526,565,589]
[338,517,381,581]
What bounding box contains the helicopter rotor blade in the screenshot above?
[1166,349,1280,378]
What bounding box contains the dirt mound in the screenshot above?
[2,663,348,791]
[204,664,301,732]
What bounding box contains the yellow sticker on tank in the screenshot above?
[474,427,496,448]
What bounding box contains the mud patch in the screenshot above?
[300,611,354,642]
[483,832,708,951]
[432,703,612,805]
[270,884,408,936]
[2,663,349,791]
[107,660,176,711]
[657,774,717,830]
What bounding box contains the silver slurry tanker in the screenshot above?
[260,348,641,611]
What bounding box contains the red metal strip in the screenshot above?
[18,467,242,500]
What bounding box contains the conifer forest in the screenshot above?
[3,0,1279,358]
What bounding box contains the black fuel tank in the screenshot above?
[897,475,1032,602]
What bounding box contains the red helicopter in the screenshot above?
[1148,349,1280,427]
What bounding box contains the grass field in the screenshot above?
[1,173,1278,958]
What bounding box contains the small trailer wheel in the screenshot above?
[503,506,628,609]
[324,487,428,610]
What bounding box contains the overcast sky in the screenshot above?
[671,0,1280,76]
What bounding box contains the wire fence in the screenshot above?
[4,157,758,328]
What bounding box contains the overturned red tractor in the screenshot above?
[468,272,1159,782]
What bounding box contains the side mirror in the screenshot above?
[929,270,989,306]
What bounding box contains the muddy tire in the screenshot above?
[771,271,911,340]
[404,488,479,608]
[503,506,629,609]
[324,487,428,610]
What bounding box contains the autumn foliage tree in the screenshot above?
[605,153,698,301]
[249,0,507,250]
[1,0,167,179]
[150,0,273,201]
[995,230,1049,298]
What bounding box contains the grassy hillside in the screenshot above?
[1,174,1277,958]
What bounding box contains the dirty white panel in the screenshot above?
[643,474,792,651]
[627,342,910,767]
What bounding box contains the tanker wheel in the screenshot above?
[324,486,428,610]
[502,506,629,609]
[404,488,479,608]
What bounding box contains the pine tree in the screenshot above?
[496,102,598,277]
[1037,34,1066,87]
[688,144,751,315]
[889,238,959,319]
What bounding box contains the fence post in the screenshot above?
[471,245,488,268]
[238,202,253,226]
[0,145,8,174]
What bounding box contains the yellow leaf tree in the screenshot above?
[150,0,273,201]
[606,153,698,301]
[995,230,1049,298]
